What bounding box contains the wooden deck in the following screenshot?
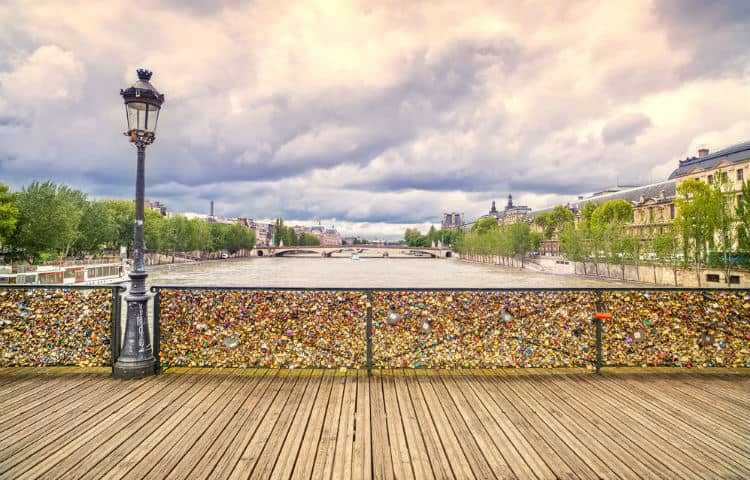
[0,368,748,479]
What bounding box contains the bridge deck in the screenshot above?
[0,368,748,479]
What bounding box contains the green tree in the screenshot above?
[507,221,532,266]
[101,199,135,252]
[674,179,714,287]
[653,230,680,286]
[737,179,750,253]
[0,183,19,246]
[710,170,736,284]
[73,201,115,255]
[143,209,166,254]
[10,181,86,262]
[534,205,574,239]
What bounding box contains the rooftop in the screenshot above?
[669,139,750,179]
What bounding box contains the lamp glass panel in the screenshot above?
[147,103,161,132]
[126,101,148,132]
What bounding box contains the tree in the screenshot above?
[674,179,714,287]
[101,199,135,252]
[507,221,532,266]
[737,179,750,253]
[653,231,680,285]
[73,201,116,255]
[534,205,574,239]
[709,170,736,284]
[9,181,86,262]
[0,183,19,246]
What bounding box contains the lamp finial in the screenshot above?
[136,69,153,81]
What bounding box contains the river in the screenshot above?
[143,255,636,288]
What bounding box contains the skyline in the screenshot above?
[1,0,749,238]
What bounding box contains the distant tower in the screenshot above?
[489,200,498,216]
[506,193,513,209]
[210,200,214,217]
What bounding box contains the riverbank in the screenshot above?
[456,252,750,288]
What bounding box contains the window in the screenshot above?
[739,169,744,181]
[707,175,713,184]
[721,172,728,182]
[706,274,720,283]
[670,204,675,219]
[729,275,740,285]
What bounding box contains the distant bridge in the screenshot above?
[251,245,452,258]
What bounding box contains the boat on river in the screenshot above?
[0,259,128,286]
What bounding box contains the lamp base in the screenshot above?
[113,356,157,379]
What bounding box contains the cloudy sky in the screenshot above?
[1,0,749,238]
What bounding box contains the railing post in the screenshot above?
[153,288,162,374]
[593,292,608,375]
[110,286,123,372]
[366,292,373,376]
[595,316,602,375]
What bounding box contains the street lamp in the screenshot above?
[113,69,164,379]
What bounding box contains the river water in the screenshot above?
[144,256,635,289]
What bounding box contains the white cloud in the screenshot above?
[1,0,749,237]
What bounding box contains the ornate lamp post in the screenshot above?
[113,69,164,379]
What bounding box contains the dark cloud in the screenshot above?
[653,0,750,76]
[601,113,652,145]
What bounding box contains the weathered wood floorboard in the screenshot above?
[0,368,747,480]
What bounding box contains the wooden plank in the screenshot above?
[271,369,326,479]
[493,372,637,479]
[523,374,676,479]
[227,369,307,479]
[100,369,236,480]
[546,374,720,480]
[679,375,750,404]
[164,369,264,479]
[0,376,152,471]
[438,371,517,479]
[403,369,453,479]
[127,369,249,479]
[15,372,185,479]
[292,368,336,479]
[56,371,205,480]
[380,370,415,480]
[0,374,109,439]
[0,375,160,478]
[0,373,94,416]
[466,370,577,479]
[351,369,372,480]
[413,370,475,478]
[369,370,394,480]
[185,369,272,479]
[579,374,750,479]
[206,369,285,479]
[311,369,346,480]
[612,375,750,456]
[0,373,80,407]
[644,377,749,428]
[393,368,432,479]
[332,369,357,480]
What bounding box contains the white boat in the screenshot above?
[351,253,360,261]
[0,259,128,286]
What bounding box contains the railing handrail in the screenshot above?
[150,285,750,293]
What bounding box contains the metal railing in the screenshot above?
[0,285,124,369]
[151,286,750,372]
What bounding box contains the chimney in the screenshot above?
[659,190,665,200]
[698,147,709,158]
[210,200,214,217]
[639,194,645,203]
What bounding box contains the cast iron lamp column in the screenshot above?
[113,69,165,379]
